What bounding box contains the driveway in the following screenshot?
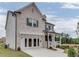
[22,48,67,57]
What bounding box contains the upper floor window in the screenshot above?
[52,26,54,31]
[27,18,32,26]
[27,18,38,27]
[33,20,38,27]
[48,26,51,30]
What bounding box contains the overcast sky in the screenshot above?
[0,2,79,38]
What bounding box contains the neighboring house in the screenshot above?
[0,37,6,43]
[5,2,57,50]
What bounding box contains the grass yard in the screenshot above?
[0,43,32,57]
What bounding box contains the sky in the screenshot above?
[0,2,79,38]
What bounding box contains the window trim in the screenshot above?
[26,18,38,27]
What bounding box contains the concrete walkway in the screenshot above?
[22,48,67,57]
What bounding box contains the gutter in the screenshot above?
[15,14,17,50]
[45,21,48,48]
[14,11,21,50]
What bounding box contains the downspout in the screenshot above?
[14,11,21,50]
[15,14,17,50]
[47,32,48,48]
[12,12,17,50]
[10,11,17,50]
[45,21,48,48]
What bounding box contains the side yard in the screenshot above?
[0,43,32,57]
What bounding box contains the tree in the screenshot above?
[60,33,70,44]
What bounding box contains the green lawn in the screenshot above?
[0,43,32,57]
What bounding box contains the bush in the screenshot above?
[4,44,8,49]
[77,47,79,57]
[61,46,69,49]
[78,47,79,53]
[68,48,76,57]
[49,47,57,51]
[56,45,60,48]
[56,45,69,49]
[17,47,21,51]
[49,47,52,49]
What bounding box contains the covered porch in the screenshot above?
[45,32,57,48]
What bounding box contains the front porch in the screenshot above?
[45,32,57,48]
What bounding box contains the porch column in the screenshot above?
[59,35,61,45]
[47,33,49,48]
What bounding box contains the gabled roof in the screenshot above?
[5,2,46,29]
[16,2,43,17]
[5,11,13,29]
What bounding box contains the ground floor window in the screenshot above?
[38,39,39,46]
[49,35,52,41]
[34,39,36,46]
[25,38,27,47]
[29,38,32,47]
[24,38,40,47]
[45,35,48,41]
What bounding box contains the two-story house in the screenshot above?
[5,2,57,50]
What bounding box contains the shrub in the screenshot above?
[68,48,76,57]
[61,45,69,49]
[49,47,52,49]
[49,47,57,51]
[77,47,79,53]
[17,47,21,51]
[56,45,60,48]
[56,45,69,49]
[77,47,79,57]
[4,44,8,49]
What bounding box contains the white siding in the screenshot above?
[6,12,16,50]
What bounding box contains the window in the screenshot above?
[29,38,32,47]
[45,35,48,41]
[38,39,39,46]
[25,38,27,47]
[26,18,38,27]
[52,26,54,31]
[48,26,51,30]
[49,35,52,41]
[27,18,32,26]
[33,20,38,27]
[34,39,36,46]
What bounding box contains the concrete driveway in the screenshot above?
[22,48,67,57]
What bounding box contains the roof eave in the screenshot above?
[5,10,13,30]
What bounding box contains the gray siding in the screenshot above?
[16,5,45,48]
